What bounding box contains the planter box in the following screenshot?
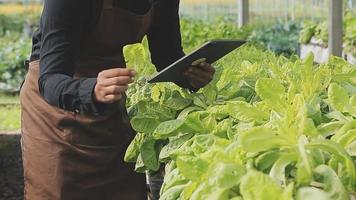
[301,38,355,65]
[346,53,356,65]
[300,39,329,64]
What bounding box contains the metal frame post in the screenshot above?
[328,0,343,57]
[238,0,249,27]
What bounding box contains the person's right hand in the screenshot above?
[93,68,136,104]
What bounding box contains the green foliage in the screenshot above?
[180,18,252,52]
[0,33,31,93]
[315,21,329,45]
[249,20,301,56]
[240,170,293,200]
[0,12,39,93]
[299,20,317,44]
[0,14,24,35]
[344,12,356,56]
[123,42,157,79]
[299,11,356,56]
[124,43,356,199]
[0,13,40,36]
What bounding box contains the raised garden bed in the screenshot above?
[300,38,329,63]
[300,38,356,65]
[346,53,356,65]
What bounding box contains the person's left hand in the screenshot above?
[183,62,215,89]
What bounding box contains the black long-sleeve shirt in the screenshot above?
[30,0,190,115]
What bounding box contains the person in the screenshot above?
[20,0,215,199]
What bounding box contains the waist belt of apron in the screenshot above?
[20,0,154,199]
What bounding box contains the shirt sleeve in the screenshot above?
[147,0,196,91]
[38,0,107,115]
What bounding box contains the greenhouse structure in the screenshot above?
[0,0,355,200]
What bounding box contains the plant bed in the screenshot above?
[346,53,356,65]
[300,38,329,63]
[0,133,23,200]
[123,44,356,199]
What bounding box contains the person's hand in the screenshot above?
[183,62,215,89]
[94,68,136,104]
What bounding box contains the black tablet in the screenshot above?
[148,39,246,83]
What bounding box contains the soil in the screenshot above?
[0,133,23,200]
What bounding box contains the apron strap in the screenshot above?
[103,0,114,9]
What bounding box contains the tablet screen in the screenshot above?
[148,39,246,83]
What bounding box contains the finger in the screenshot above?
[185,65,214,82]
[104,94,122,103]
[183,73,200,89]
[184,66,194,73]
[100,76,134,86]
[99,68,136,78]
[184,71,210,86]
[104,85,128,95]
[187,63,215,75]
[197,62,215,73]
[189,67,214,81]
[187,80,200,89]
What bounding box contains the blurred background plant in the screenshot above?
[248,20,301,56]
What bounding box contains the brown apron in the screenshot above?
[20,0,153,199]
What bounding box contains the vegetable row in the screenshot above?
[124,44,356,200]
